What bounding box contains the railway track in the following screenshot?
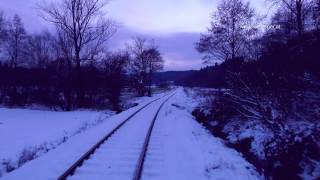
[58,92,175,180]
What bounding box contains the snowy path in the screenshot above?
[1,88,261,180]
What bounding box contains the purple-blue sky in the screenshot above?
[0,0,268,71]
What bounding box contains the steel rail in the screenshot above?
[133,93,176,180]
[57,94,167,180]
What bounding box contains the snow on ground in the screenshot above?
[0,108,116,177]
[0,92,167,179]
[0,109,113,160]
[142,88,261,180]
[1,88,260,179]
[68,97,170,180]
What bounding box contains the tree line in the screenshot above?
[193,0,320,179]
[0,0,164,112]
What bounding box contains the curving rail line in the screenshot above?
[58,92,175,180]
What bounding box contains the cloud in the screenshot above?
[108,27,204,71]
[164,58,203,71]
[106,0,215,33]
[0,0,50,32]
[0,0,268,71]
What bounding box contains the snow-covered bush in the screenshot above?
[17,147,41,167]
[191,79,320,179]
[1,159,15,173]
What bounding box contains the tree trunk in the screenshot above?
[317,0,320,34]
[296,0,304,36]
[148,62,152,97]
[75,50,84,107]
[231,17,236,60]
[148,73,152,97]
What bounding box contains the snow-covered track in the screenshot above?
[57,93,174,180]
[133,93,175,180]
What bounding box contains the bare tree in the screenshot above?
[129,38,149,96]
[38,0,117,105]
[0,11,5,58]
[38,0,116,67]
[269,0,313,36]
[196,0,259,63]
[0,11,5,41]
[27,30,55,68]
[143,47,164,96]
[314,0,320,31]
[103,51,129,111]
[129,38,164,96]
[53,28,74,65]
[4,15,27,68]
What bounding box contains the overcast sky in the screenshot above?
[0,0,269,71]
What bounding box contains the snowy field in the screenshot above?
[0,108,114,177]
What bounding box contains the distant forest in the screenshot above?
[155,29,320,88]
[154,65,228,88]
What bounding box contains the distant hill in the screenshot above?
[153,70,195,85]
[153,65,229,88]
